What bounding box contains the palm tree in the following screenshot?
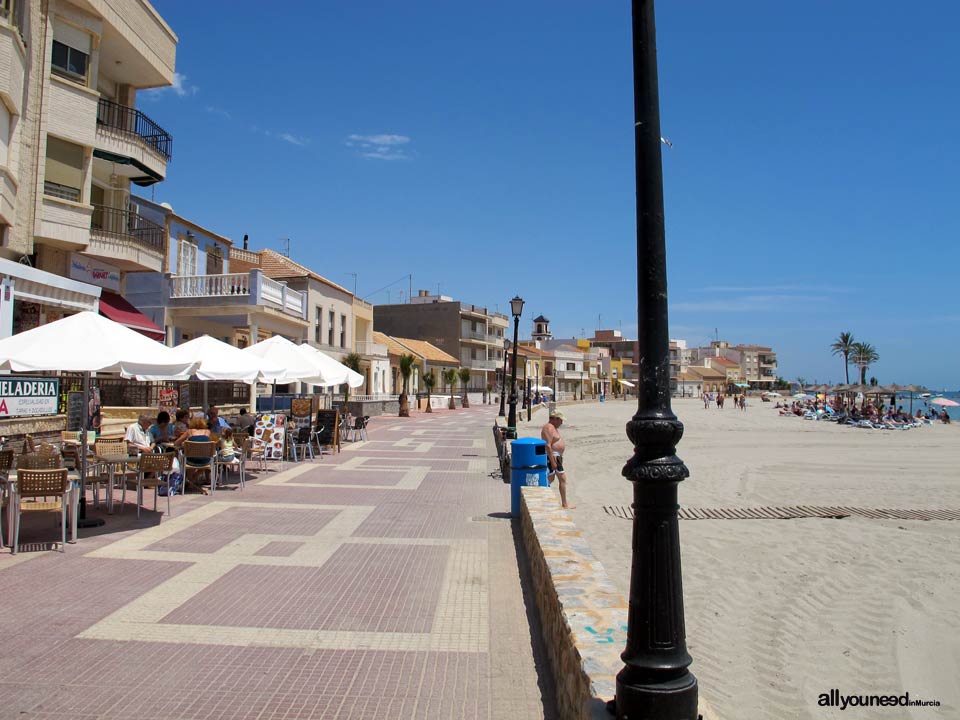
[830,331,856,384]
[443,368,458,409]
[458,368,471,408]
[398,354,415,417]
[342,351,362,399]
[422,370,435,413]
[850,342,879,384]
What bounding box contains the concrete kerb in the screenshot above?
[520,486,718,720]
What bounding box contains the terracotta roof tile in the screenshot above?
[392,337,459,364]
[258,249,352,294]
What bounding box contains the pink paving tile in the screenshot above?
[160,543,448,633]
[293,470,403,486]
[353,500,486,539]
[7,639,487,719]
[254,541,305,557]
[145,507,340,554]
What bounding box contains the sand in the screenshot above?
[514,398,960,719]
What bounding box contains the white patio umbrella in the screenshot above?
[242,335,324,384]
[532,385,554,394]
[0,311,197,526]
[294,344,364,389]
[137,335,281,384]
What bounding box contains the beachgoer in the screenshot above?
[541,409,574,509]
[124,414,154,454]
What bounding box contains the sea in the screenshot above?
[898,390,960,421]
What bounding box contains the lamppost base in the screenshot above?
[504,427,517,440]
[77,517,106,528]
[614,671,698,720]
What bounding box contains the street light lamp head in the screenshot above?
[510,295,525,318]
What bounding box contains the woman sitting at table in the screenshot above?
[174,418,213,462]
[172,409,189,438]
[149,411,174,446]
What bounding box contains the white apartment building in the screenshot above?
[1,0,176,336]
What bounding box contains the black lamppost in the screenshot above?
[614,2,698,719]
[506,295,524,437]
[498,338,509,417]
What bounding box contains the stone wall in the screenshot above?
[520,487,628,720]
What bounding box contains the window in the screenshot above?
[51,40,89,83]
[340,314,346,348]
[43,136,84,202]
[314,306,322,343]
[327,310,334,346]
[566,362,576,371]
[0,104,9,167]
[177,236,198,275]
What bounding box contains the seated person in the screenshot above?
[174,417,213,467]
[236,407,256,431]
[943,411,952,424]
[125,414,154,455]
[173,409,190,438]
[206,405,230,433]
[218,427,241,463]
[149,411,174,445]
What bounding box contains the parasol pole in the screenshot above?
[77,371,104,528]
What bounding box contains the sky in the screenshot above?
[144,1,959,389]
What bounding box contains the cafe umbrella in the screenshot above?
[0,311,197,526]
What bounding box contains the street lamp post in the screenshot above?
[506,295,524,437]
[498,339,509,417]
[614,2,698,719]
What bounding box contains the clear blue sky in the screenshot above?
[146,1,958,389]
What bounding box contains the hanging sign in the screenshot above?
[0,377,61,417]
[69,254,121,292]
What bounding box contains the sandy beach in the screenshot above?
[516,398,960,719]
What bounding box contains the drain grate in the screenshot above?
[603,505,960,521]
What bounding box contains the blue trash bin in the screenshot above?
[510,437,549,516]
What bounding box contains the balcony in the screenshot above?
[87,204,165,272]
[168,269,306,322]
[463,358,497,371]
[37,193,92,250]
[556,369,586,380]
[356,341,388,358]
[94,98,171,185]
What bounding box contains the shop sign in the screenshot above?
[69,254,121,292]
[158,388,179,412]
[0,377,61,417]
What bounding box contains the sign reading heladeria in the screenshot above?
[0,377,61,417]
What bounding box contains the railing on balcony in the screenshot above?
[463,358,497,370]
[355,341,388,358]
[228,246,260,265]
[90,205,164,252]
[261,276,304,316]
[171,273,251,299]
[43,180,81,203]
[96,97,173,160]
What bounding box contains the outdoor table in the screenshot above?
[94,453,139,514]
[2,469,81,548]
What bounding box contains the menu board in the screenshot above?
[253,413,286,461]
[314,409,340,452]
[67,391,84,430]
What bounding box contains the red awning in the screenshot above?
[98,291,165,341]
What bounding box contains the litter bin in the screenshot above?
[510,437,549,517]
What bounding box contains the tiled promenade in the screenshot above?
[0,407,556,719]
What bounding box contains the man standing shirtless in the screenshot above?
[541,409,574,509]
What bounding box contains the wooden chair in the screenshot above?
[11,468,71,554]
[17,453,62,470]
[248,430,271,472]
[122,453,174,519]
[94,439,137,509]
[0,449,14,548]
[182,441,216,493]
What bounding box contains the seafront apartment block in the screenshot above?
[373,290,508,393]
[0,0,176,338]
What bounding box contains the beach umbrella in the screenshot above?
[903,384,929,414]
[0,311,197,526]
[931,397,959,407]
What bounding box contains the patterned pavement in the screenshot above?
[0,406,556,720]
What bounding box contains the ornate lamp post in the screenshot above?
[498,338,509,417]
[614,2,698,719]
[506,295,524,437]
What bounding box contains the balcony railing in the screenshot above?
[228,246,260,265]
[91,205,164,252]
[43,180,81,203]
[171,272,251,298]
[97,97,172,160]
[261,276,304,316]
[463,358,497,370]
[556,369,586,380]
[355,341,388,358]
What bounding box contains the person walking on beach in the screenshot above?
[703,392,711,410]
[541,409,574,509]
